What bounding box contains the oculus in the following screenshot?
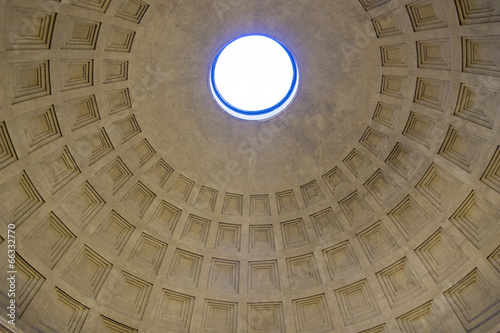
[210,34,299,121]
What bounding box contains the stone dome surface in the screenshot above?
[0,0,499,332]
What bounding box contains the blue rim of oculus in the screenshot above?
[210,34,299,121]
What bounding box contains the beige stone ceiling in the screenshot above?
[0,0,500,333]
[132,0,380,192]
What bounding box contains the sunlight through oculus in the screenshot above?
[210,35,299,121]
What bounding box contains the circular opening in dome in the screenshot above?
[210,34,299,121]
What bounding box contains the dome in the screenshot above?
[0,0,500,332]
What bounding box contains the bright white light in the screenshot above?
[211,35,297,119]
